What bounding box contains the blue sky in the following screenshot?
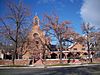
[0,0,100,34]
[24,0,83,34]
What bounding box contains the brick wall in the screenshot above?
[0,59,75,65]
[1,58,98,65]
[0,59,30,65]
[44,59,75,65]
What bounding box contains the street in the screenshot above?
[0,65,100,75]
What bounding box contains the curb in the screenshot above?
[0,64,100,69]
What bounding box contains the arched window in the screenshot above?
[67,52,73,58]
[36,41,39,44]
[59,53,65,58]
[62,53,65,58]
[35,18,39,25]
[33,33,39,38]
[34,16,39,25]
[51,53,57,59]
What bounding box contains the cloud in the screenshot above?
[80,0,100,28]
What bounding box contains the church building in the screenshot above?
[22,15,49,62]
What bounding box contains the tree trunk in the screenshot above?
[12,22,19,65]
[12,52,15,65]
[43,51,47,68]
[59,50,62,64]
[87,35,92,63]
[42,44,47,68]
[59,41,63,64]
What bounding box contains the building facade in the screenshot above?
[0,16,90,65]
[21,16,88,62]
[22,15,49,62]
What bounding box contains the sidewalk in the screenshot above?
[0,64,100,69]
[47,64,100,68]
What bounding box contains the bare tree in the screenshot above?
[42,14,75,63]
[89,30,100,52]
[0,1,31,64]
[75,36,86,44]
[95,32,100,51]
[82,23,95,63]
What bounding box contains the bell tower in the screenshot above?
[23,15,47,61]
[33,14,40,26]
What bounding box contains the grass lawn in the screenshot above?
[48,64,70,66]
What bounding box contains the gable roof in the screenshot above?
[68,42,78,49]
[68,42,85,49]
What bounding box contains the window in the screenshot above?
[36,41,39,44]
[34,18,39,25]
[33,33,39,38]
[82,48,85,50]
[73,48,77,50]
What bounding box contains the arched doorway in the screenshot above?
[59,53,65,58]
[75,52,80,59]
[67,52,73,58]
[51,53,57,59]
[67,52,73,63]
[62,53,65,58]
